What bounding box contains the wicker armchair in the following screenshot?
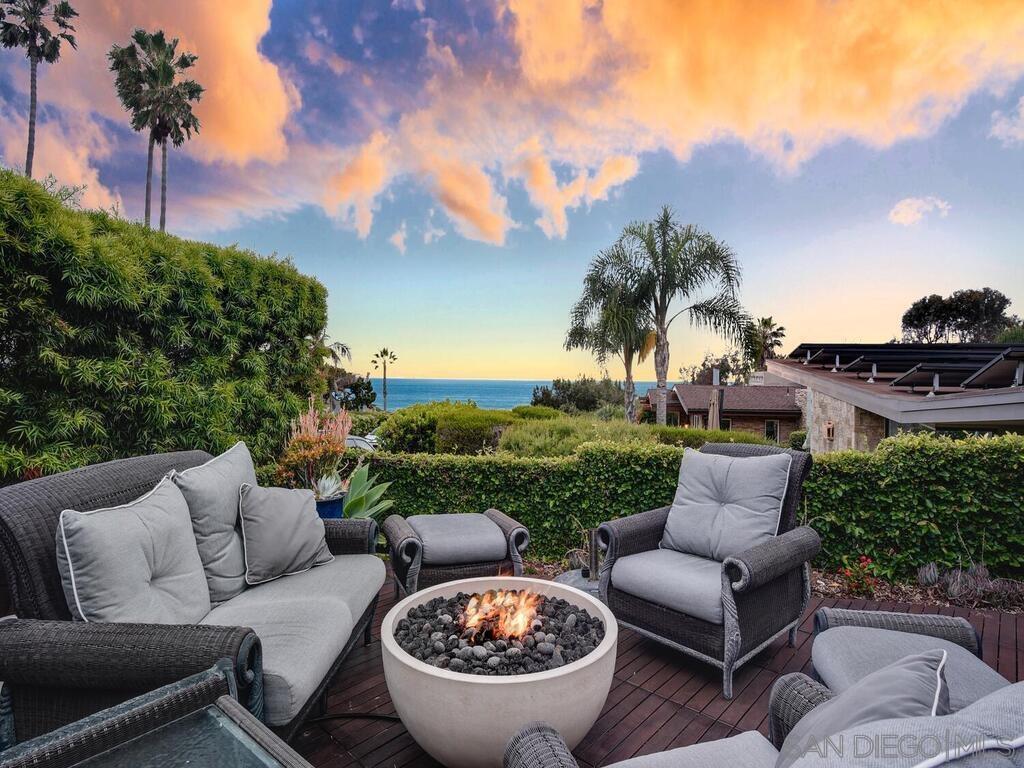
[383,508,529,596]
[598,443,818,698]
[0,452,379,745]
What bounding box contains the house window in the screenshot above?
[666,412,680,426]
[689,414,704,429]
[824,421,835,441]
[719,418,731,431]
[765,419,780,442]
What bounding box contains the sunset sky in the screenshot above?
[2,0,1022,379]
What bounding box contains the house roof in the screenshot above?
[641,384,802,415]
[766,342,1024,425]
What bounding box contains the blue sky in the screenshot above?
[1,1,1022,378]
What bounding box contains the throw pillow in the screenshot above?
[238,484,333,584]
[169,441,256,603]
[56,477,211,623]
[661,448,792,561]
[778,649,951,768]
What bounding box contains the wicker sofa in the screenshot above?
[0,451,383,746]
[598,443,819,698]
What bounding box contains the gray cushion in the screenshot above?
[238,484,332,585]
[56,477,210,623]
[170,441,256,603]
[787,682,1024,767]
[408,513,508,565]
[200,555,386,726]
[779,649,952,768]
[662,448,791,561]
[608,730,778,768]
[611,548,724,624]
[813,626,1010,712]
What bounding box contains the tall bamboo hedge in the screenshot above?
[0,170,327,483]
[359,433,1024,578]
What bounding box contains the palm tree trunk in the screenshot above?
[25,56,38,179]
[654,323,670,426]
[144,134,154,228]
[382,362,388,412]
[159,141,168,232]
[623,351,636,424]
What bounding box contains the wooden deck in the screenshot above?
[292,573,1023,768]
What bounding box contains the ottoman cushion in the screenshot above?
[408,514,508,565]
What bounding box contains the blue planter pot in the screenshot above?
[316,493,346,519]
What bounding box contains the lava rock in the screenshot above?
[536,642,556,655]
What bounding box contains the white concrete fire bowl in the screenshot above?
[381,576,618,768]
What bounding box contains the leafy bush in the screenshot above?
[374,401,517,454]
[0,170,326,482]
[498,417,656,458]
[531,376,623,413]
[789,429,808,450]
[350,411,389,436]
[511,404,562,420]
[364,432,1024,575]
[593,404,626,421]
[648,425,768,448]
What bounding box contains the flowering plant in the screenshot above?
[837,555,878,598]
[275,395,354,496]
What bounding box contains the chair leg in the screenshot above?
[722,665,734,700]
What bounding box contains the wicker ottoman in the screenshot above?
[382,509,529,596]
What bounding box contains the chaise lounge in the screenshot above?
[0,449,385,746]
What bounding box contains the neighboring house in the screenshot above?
[767,342,1024,453]
[640,382,804,443]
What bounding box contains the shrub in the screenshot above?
[531,376,623,413]
[593,404,626,422]
[0,170,326,482]
[789,429,808,450]
[374,401,517,454]
[350,411,389,436]
[498,417,657,458]
[511,404,562,420]
[363,432,1024,575]
[648,425,768,448]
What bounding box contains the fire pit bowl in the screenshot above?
[381,576,618,768]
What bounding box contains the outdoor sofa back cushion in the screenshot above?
[786,681,1024,768]
[56,477,211,623]
[778,649,951,768]
[662,448,791,561]
[169,441,256,603]
[238,484,333,585]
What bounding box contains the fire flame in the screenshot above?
[460,589,542,642]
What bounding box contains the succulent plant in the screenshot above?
[917,562,940,587]
[967,562,990,581]
[313,471,345,501]
[942,568,970,600]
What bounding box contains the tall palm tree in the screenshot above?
[108,29,202,231]
[619,206,748,425]
[372,348,398,412]
[0,0,77,179]
[745,316,786,370]
[566,242,654,422]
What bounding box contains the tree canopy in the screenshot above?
[901,288,1018,343]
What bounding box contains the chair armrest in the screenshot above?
[0,619,261,696]
[324,518,378,555]
[768,673,834,748]
[814,608,980,655]
[724,526,820,593]
[382,514,421,564]
[484,508,530,555]
[504,722,579,768]
[597,506,670,562]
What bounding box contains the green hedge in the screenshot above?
[375,402,517,454]
[511,404,562,420]
[350,411,389,436]
[648,425,768,448]
[0,170,327,482]
[364,433,1024,576]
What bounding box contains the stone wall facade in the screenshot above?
[723,414,802,444]
[805,388,886,453]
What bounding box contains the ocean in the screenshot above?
[367,378,659,410]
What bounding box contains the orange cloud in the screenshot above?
[388,221,407,254]
[304,39,351,75]
[423,155,512,245]
[888,196,951,226]
[323,131,392,237]
[36,0,295,166]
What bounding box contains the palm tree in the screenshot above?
[372,348,398,412]
[0,0,77,179]
[619,206,749,425]
[566,242,654,422]
[745,316,786,370]
[108,29,202,231]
